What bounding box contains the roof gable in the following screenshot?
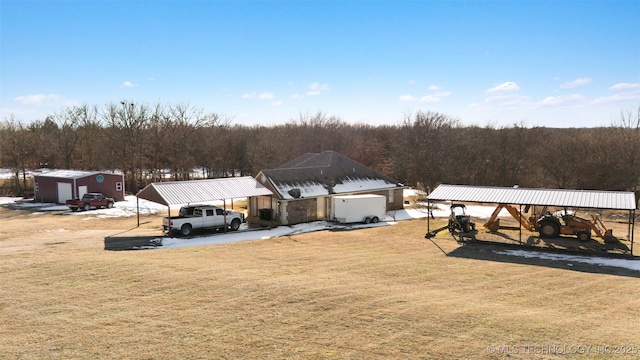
[258,151,400,200]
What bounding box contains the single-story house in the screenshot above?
[33,169,125,203]
[252,150,405,225]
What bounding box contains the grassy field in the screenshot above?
[1,208,639,359]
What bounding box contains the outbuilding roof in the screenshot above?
[34,169,102,179]
[427,184,637,210]
[136,176,273,206]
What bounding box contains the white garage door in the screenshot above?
[57,182,72,204]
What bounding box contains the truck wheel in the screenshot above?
[577,231,591,242]
[371,216,379,223]
[107,201,114,209]
[539,220,559,238]
[83,203,90,211]
[230,219,241,231]
[180,224,193,236]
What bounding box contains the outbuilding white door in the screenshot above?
[78,186,88,199]
[57,182,72,204]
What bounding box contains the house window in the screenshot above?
[34,183,39,192]
[388,189,394,203]
[115,182,123,191]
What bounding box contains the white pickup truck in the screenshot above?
[162,205,245,236]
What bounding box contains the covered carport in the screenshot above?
[426,184,637,253]
[135,176,274,225]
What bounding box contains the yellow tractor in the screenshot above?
[484,204,616,243]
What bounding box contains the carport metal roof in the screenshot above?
[427,184,637,210]
[136,176,273,206]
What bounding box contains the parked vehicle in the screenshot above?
[331,194,387,224]
[163,205,245,236]
[425,204,477,240]
[483,204,616,242]
[66,193,115,211]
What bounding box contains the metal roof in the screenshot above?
[258,151,401,199]
[34,169,101,179]
[136,176,273,206]
[427,184,637,210]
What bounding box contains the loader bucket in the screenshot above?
[603,230,618,243]
[485,219,500,233]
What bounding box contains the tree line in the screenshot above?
[1,101,639,198]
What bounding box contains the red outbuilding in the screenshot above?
[33,169,125,204]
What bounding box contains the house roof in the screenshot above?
[257,151,402,200]
[33,169,120,179]
[427,184,637,210]
[136,176,273,206]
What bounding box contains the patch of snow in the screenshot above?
[494,249,640,272]
[0,197,25,205]
[158,220,391,249]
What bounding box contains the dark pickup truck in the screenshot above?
[66,193,115,211]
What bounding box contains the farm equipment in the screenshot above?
[538,212,616,243]
[483,204,617,243]
[425,204,477,240]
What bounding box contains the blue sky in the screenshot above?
[1,0,639,128]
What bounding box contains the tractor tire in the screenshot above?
[180,224,193,237]
[577,231,591,242]
[539,219,560,238]
[230,218,241,231]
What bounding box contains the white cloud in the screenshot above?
[307,90,322,96]
[539,94,585,106]
[419,95,440,103]
[592,93,640,104]
[121,81,137,88]
[243,91,277,101]
[259,92,275,100]
[14,94,74,107]
[609,83,640,91]
[486,82,520,93]
[291,94,304,100]
[398,95,415,102]
[428,85,440,91]
[271,101,283,106]
[559,77,592,89]
[309,82,330,91]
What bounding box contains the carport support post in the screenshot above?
[223,199,227,233]
[632,209,636,255]
[136,196,140,227]
[519,204,522,245]
[427,200,431,233]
